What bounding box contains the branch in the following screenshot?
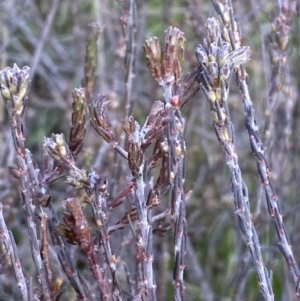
[210,0,300,296]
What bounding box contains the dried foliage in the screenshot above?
[0,1,300,301]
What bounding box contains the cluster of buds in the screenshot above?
[144,27,186,87]
[44,134,88,188]
[84,23,101,102]
[196,18,250,140]
[89,95,116,143]
[44,134,75,169]
[0,64,30,154]
[140,100,165,149]
[144,27,189,104]
[211,0,241,48]
[197,18,251,90]
[271,1,296,52]
[123,116,144,176]
[268,0,296,74]
[144,27,203,108]
[0,64,30,116]
[69,88,87,156]
[56,198,92,247]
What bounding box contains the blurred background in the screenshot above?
[0,0,300,300]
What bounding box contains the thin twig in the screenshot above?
[210,0,300,296]
[196,17,274,300]
[0,65,51,301]
[88,171,123,300]
[0,203,28,301]
[30,0,60,78]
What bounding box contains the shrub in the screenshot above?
[0,1,299,300]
